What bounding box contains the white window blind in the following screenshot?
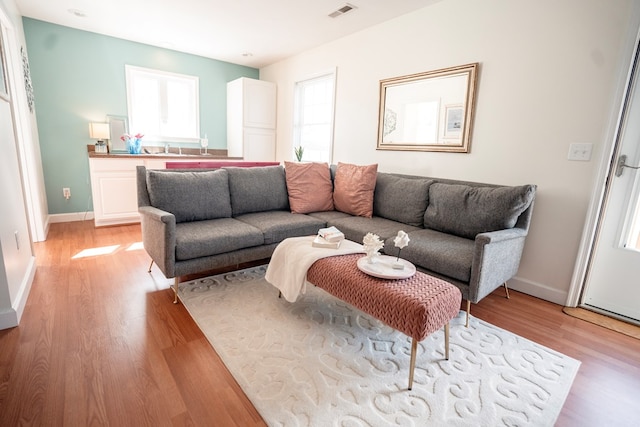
[125,65,199,142]
[293,70,336,163]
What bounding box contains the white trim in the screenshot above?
[0,308,17,330]
[0,10,48,243]
[48,212,95,224]
[0,256,36,330]
[292,67,337,163]
[125,65,200,143]
[509,276,568,306]
[10,256,36,326]
[567,12,640,307]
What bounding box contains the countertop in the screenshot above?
[87,145,238,160]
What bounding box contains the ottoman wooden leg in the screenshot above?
[408,338,418,390]
[465,300,471,327]
[445,323,450,359]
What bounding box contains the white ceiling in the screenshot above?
[15,0,441,69]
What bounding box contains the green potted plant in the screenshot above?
[294,145,304,162]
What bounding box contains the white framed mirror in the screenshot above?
[377,63,478,153]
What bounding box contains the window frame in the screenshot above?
[292,68,337,163]
[125,65,200,143]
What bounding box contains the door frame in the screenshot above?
[567,18,640,308]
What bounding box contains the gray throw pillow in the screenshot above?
[226,166,289,215]
[424,183,536,239]
[373,174,433,227]
[146,169,232,223]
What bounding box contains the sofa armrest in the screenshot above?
[468,228,528,303]
[139,206,177,278]
[475,227,527,244]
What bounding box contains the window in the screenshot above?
[125,65,199,142]
[293,70,336,163]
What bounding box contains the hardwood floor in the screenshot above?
[1,221,639,426]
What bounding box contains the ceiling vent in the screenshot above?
[328,4,357,18]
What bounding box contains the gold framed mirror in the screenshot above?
[377,63,478,153]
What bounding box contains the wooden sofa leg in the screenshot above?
[408,338,418,390]
[504,282,511,299]
[465,300,471,328]
[148,260,154,273]
[173,277,180,304]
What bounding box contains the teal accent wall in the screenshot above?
[22,18,258,215]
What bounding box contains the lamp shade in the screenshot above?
[89,122,110,140]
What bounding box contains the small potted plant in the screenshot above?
[294,145,304,162]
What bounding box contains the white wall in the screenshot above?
[261,0,640,304]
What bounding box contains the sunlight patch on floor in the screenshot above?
[72,245,120,259]
[126,241,144,251]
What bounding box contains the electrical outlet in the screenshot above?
[63,187,71,199]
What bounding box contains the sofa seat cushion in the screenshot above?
[306,210,352,224]
[227,166,290,216]
[424,183,536,239]
[235,211,325,245]
[175,218,264,261]
[374,173,433,227]
[390,229,474,282]
[329,216,420,244]
[146,169,232,223]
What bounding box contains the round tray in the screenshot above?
[356,255,416,279]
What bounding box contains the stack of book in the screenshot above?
[312,226,345,249]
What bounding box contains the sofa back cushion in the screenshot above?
[424,183,536,239]
[374,174,433,227]
[284,161,334,214]
[333,162,378,218]
[146,169,232,223]
[226,166,289,215]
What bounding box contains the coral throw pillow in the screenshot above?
[333,162,378,217]
[284,161,334,214]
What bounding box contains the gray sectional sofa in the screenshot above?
[136,165,536,322]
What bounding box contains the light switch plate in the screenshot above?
[568,143,593,161]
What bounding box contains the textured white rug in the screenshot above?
[178,265,580,427]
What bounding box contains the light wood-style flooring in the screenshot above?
[1,221,639,426]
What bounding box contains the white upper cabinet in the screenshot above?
[227,78,276,160]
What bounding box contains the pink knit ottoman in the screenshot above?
[306,253,462,390]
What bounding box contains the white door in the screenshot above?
[582,46,640,323]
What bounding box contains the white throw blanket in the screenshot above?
[265,236,364,302]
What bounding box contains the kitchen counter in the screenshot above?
[87,145,237,160]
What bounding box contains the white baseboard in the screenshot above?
[49,211,94,223]
[13,256,37,325]
[508,276,568,306]
[0,256,37,330]
[0,307,18,330]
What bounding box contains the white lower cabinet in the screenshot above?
[89,158,144,227]
[89,157,202,227]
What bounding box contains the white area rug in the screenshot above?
[178,265,580,427]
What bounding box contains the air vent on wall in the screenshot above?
[329,3,357,18]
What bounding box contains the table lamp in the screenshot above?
[89,122,110,153]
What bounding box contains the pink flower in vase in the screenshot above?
[121,133,144,154]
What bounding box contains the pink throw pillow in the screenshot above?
[284,161,334,214]
[333,162,378,217]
